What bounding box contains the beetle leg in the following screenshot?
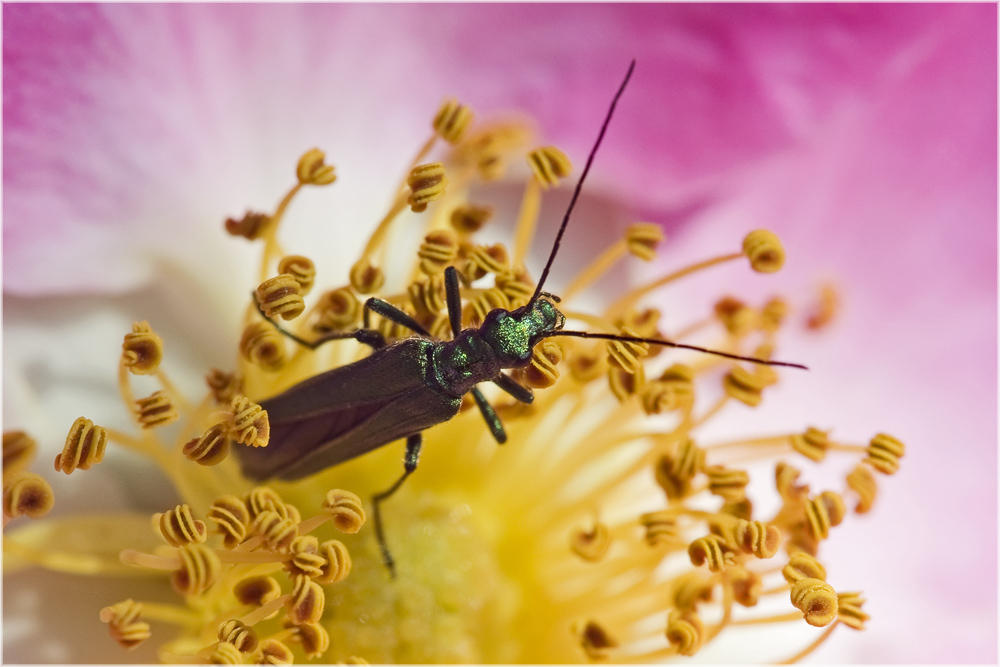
[253,292,386,350]
[492,373,534,404]
[364,297,431,337]
[444,266,463,338]
[372,432,422,578]
[470,387,507,444]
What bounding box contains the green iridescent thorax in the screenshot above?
[479,300,564,368]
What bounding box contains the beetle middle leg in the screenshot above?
[372,432,422,578]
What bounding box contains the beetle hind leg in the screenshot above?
[372,432,422,578]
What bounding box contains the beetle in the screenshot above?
[236,60,806,575]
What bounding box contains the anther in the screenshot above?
[286,574,325,625]
[315,539,352,584]
[170,543,222,597]
[567,346,606,383]
[208,641,242,664]
[688,534,733,572]
[732,519,782,558]
[3,471,54,520]
[322,489,366,533]
[714,296,756,337]
[639,510,680,547]
[296,148,337,186]
[606,326,649,374]
[229,396,269,449]
[277,255,316,296]
[806,283,841,330]
[312,287,362,332]
[518,340,563,389]
[3,430,37,477]
[257,274,305,321]
[433,99,474,144]
[790,427,831,462]
[463,243,510,282]
[654,437,704,501]
[608,364,644,402]
[665,610,705,657]
[55,417,108,474]
[641,375,694,415]
[672,572,714,611]
[407,162,449,213]
[625,222,665,261]
[244,486,286,519]
[837,591,869,630]
[464,288,510,327]
[183,423,231,466]
[286,621,330,659]
[233,575,282,607]
[135,390,179,429]
[100,599,151,650]
[723,365,773,407]
[155,504,208,547]
[251,510,298,553]
[775,462,809,502]
[239,322,286,372]
[450,204,493,235]
[783,551,827,584]
[706,465,750,503]
[349,257,385,295]
[527,146,572,189]
[729,566,763,607]
[218,619,258,654]
[121,321,163,375]
[570,520,611,562]
[573,619,618,661]
[846,463,877,513]
[866,433,905,475]
[206,369,243,405]
[495,271,534,308]
[805,491,846,540]
[409,275,447,317]
[225,211,271,240]
[742,229,785,273]
[417,229,460,275]
[286,535,325,578]
[208,495,251,549]
[761,296,789,332]
[257,638,294,664]
[790,577,839,627]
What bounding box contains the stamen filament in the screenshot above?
[776,621,839,664]
[239,594,291,627]
[4,538,135,575]
[730,611,806,625]
[559,239,627,303]
[607,252,744,320]
[512,177,542,266]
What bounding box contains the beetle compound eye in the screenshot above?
[433,99,474,144]
[407,162,449,213]
[121,321,163,375]
[55,417,108,474]
[257,274,305,321]
[295,148,337,186]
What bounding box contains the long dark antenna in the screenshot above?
[528,59,636,305]
[545,330,808,370]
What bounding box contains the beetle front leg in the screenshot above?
[493,373,534,404]
[363,297,431,336]
[372,432,422,578]
[470,387,507,444]
[253,292,386,350]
